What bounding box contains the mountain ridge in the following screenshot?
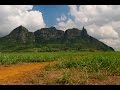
[0,25,114,52]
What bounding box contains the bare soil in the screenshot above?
[0,61,120,85]
[0,61,55,85]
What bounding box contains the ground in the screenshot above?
[0,61,120,85]
[0,61,55,85]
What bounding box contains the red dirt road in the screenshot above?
[0,61,54,85]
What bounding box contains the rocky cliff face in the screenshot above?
[34,27,64,43]
[64,28,82,39]
[64,27,89,39]
[0,25,115,51]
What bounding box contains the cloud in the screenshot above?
[55,5,120,51]
[55,18,76,31]
[87,24,119,39]
[56,14,67,22]
[100,38,120,51]
[0,5,46,37]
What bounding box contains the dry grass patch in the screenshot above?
[31,65,120,85]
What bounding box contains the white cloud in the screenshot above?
[56,14,67,22]
[55,5,120,51]
[68,5,120,26]
[55,18,77,31]
[100,38,120,51]
[86,24,119,39]
[0,5,46,37]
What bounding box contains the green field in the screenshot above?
[0,51,120,73]
[0,52,64,64]
[0,51,120,84]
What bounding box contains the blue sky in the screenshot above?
[33,5,69,27]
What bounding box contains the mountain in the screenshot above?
[4,25,35,43]
[0,26,35,51]
[34,27,64,44]
[0,25,114,52]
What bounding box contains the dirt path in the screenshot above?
[0,61,55,85]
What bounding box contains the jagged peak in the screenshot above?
[82,26,85,30]
[8,25,29,36]
[18,25,24,28]
[14,25,28,31]
[81,26,88,35]
[82,26,86,31]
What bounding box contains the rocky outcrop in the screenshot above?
[81,27,88,37]
[64,27,89,39]
[34,27,64,44]
[64,28,82,39]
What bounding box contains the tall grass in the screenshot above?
[0,51,80,64]
[56,52,120,73]
[0,52,65,64]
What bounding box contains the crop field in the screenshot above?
[0,52,65,65]
[0,51,120,84]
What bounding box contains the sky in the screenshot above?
[0,5,120,51]
[32,5,70,27]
